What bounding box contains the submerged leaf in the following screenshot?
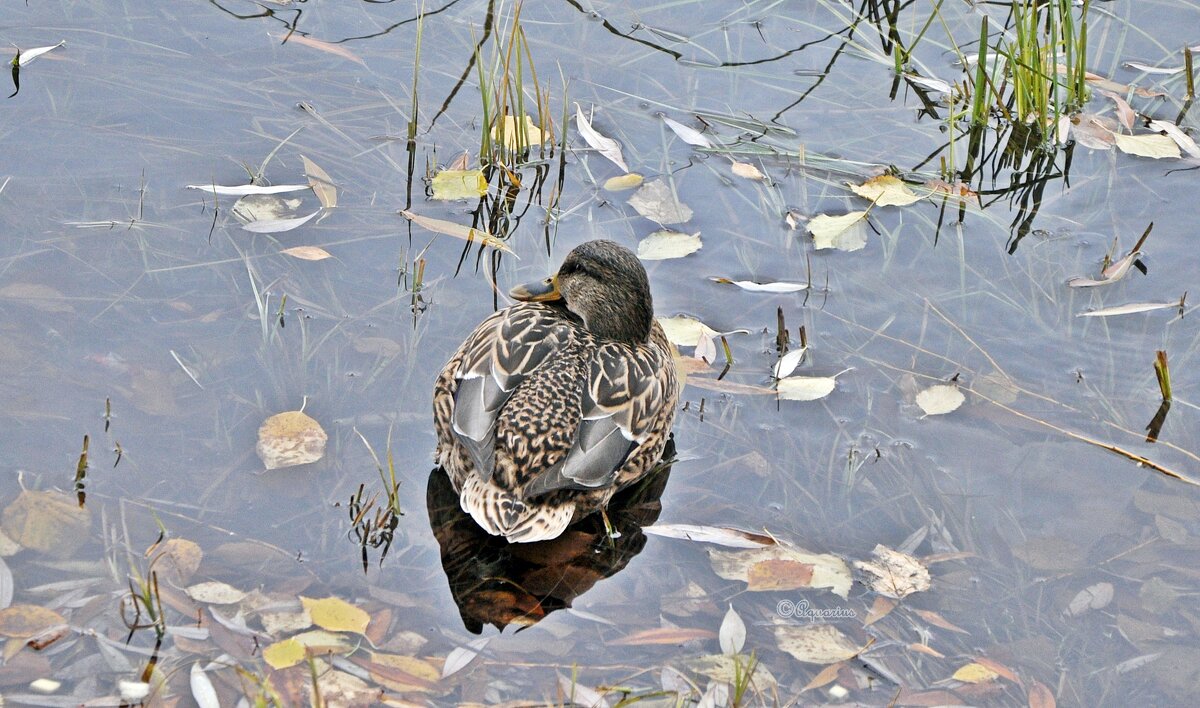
[808,211,868,251]
[710,544,852,598]
[400,210,514,254]
[853,545,931,599]
[952,662,1000,684]
[1,490,90,558]
[637,230,702,260]
[302,596,370,634]
[628,179,693,225]
[774,623,860,664]
[575,104,628,172]
[256,410,328,470]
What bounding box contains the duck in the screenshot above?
[434,239,679,543]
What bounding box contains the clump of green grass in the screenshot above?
[992,0,1091,130]
[475,5,554,168]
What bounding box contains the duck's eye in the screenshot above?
[560,261,579,276]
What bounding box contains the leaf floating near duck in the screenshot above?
[628,179,693,225]
[399,209,514,254]
[661,115,713,148]
[256,410,328,470]
[575,103,629,172]
[637,230,701,260]
[710,277,808,293]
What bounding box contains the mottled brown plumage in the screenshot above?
[434,240,678,543]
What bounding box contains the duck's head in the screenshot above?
[510,240,654,344]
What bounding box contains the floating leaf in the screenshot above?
[1148,120,1200,158]
[774,623,860,664]
[256,410,328,470]
[1077,301,1180,317]
[276,33,365,66]
[850,175,924,206]
[575,104,628,172]
[1,490,90,558]
[952,662,999,683]
[300,155,337,209]
[719,606,746,655]
[186,581,246,605]
[492,114,545,151]
[186,183,309,196]
[710,544,852,598]
[710,277,807,293]
[915,384,965,416]
[17,42,66,67]
[657,315,719,348]
[240,209,321,234]
[1123,61,1184,75]
[637,230,701,260]
[628,179,693,225]
[773,348,808,379]
[686,377,775,395]
[1072,115,1116,150]
[808,211,868,251]
[641,524,774,548]
[400,210,514,254]
[731,162,765,180]
[302,596,370,635]
[904,73,951,93]
[430,169,488,201]
[776,375,837,402]
[1113,132,1181,159]
[280,246,333,261]
[853,545,931,599]
[662,115,712,147]
[603,173,643,191]
[1097,89,1136,130]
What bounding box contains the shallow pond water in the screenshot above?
[2,1,1199,705]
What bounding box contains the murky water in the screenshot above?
[2,1,1198,705]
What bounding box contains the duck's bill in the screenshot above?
[509,275,561,302]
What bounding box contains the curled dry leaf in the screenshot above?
[256,410,328,470]
[1148,120,1200,158]
[300,155,337,208]
[773,347,808,379]
[576,104,628,172]
[400,209,514,254]
[657,315,719,348]
[628,179,693,225]
[850,175,924,206]
[190,663,219,708]
[904,73,951,93]
[662,115,713,147]
[641,524,774,548]
[808,212,868,251]
[853,544,931,599]
[1077,300,1180,318]
[17,41,66,67]
[637,230,702,260]
[1097,90,1136,130]
[915,384,965,416]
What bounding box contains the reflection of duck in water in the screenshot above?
[434,240,679,543]
[426,439,674,634]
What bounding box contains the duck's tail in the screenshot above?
[458,475,574,543]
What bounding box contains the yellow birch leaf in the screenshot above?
[302,596,370,635]
[850,175,924,206]
[430,169,488,201]
[263,637,306,670]
[952,662,1000,683]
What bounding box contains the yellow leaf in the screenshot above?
[0,605,67,638]
[952,662,1000,683]
[1113,132,1181,159]
[492,114,545,151]
[430,169,488,201]
[256,411,328,470]
[399,210,515,255]
[263,637,306,670]
[302,596,371,635]
[280,246,334,261]
[603,173,643,191]
[850,175,924,206]
[1,490,91,558]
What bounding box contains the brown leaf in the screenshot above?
[801,661,843,691]
[1,490,91,558]
[907,642,946,658]
[747,558,814,591]
[1027,679,1056,708]
[609,627,716,646]
[863,596,896,626]
[913,609,969,634]
[0,605,67,639]
[975,657,1020,683]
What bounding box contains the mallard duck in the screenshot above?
[434,240,678,543]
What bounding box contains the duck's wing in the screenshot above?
[520,341,671,498]
[452,305,569,480]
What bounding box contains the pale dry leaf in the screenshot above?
[1077,301,1179,317]
[637,230,702,260]
[710,277,807,293]
[300,155,337,209]
[1072,116,1116,150]
[1113,132,1181,159]
[641,524,774,548]
[718,605,746,655]
[559,672,611,708]
[1123,61,1184,75]
[442,636,490,678]
[256,410,328,470]
[731,162,765,180]
[952,662,1000,684]
[186,183,309,196]
[18,42,66,66]
[492,114,545,151]
[662,115,713,147]
[276,33,365,66]
[280,246,333,261]
[776,376,836,402]
[628,180,693,225]
[710,544,852,598]
[241,209,321,234]
[774,623,860,664]
[850,175,924,206]
[575,104,628,172]
[400,209,514,254]
[915,384,965,416]
[185,581,246,605]
[603,173,644,191]
[904,73,951,93]
[808,212,868,251]
[773,348,808,379]
[430,169,488,201]
[1147,120,1200,158]
[1065,582,1114,617]
[1097,89,1136,130]
[657,316,719,348]
[190,664,219,708]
